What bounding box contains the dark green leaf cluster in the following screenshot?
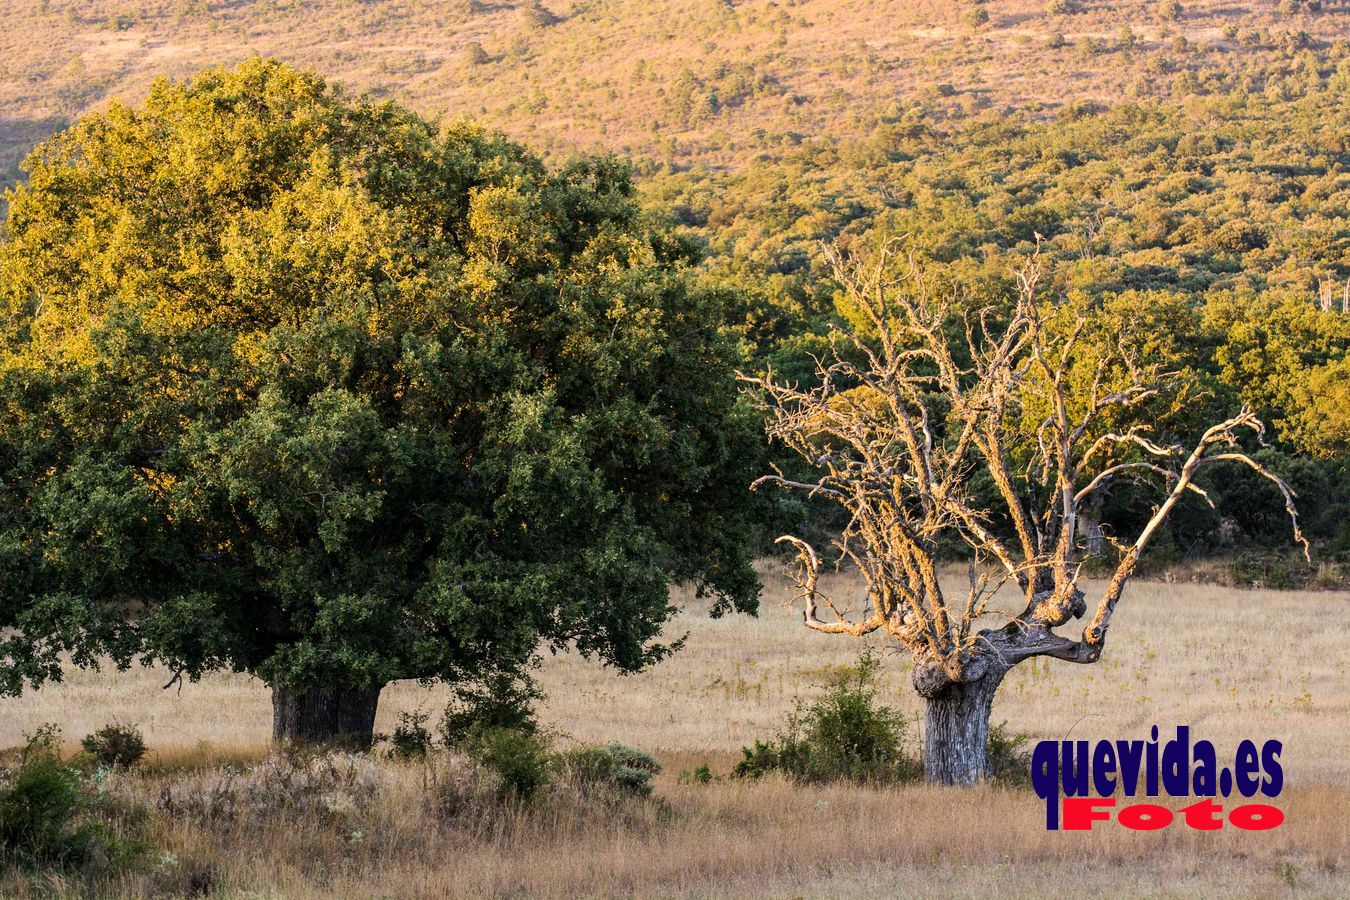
[79,723,148,770]
[385,709,434,760]
[461,725,552,800]
[441,668,543,746]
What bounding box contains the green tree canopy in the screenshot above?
[0,59,760,742]
[1204,288,1350,456]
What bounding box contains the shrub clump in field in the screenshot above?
[429,733,665,831]
[733,655,1035,787]
[440,669,550,800]
[1229,549,1305,589]
[678,764,713,785]
[0,725,147,871]
[553,744,661,798]
[80,723,148,769]
[156,751,388,825]
[987,722,1033,787]
[460,726,551,801]
[734,650,918,784]
[441,670,543,746]
[384,709,434,759]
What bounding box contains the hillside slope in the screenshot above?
[2,0,1347,186]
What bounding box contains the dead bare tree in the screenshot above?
[1314,276,1350,313]
[741,242,1308,786]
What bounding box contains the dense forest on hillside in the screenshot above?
[1,0,1347,584]
[669,79,1350,580]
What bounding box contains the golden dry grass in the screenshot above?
[6,759,1348,898]
[122,777,1350,898]
[7,566,1347,783]
[2,566,1346,897]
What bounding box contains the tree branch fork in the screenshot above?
[744,242,1308,695]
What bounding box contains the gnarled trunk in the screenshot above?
[923,674,1002,785]
[271,681,383,750]
[913,653,1006,786]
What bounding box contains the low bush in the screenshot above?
[678,764,713,785]
[554,744,661,798]
[734,654,1035,786]
[961,8,989,28]
[80,723,148,769]
[441,670,543,747]
[1229,549,1305,589]
[735,650,918,784]
[988,722,1033,787]
[0,725,147,871]
[461,726,551,800]
[426,738,664,828]
[385,709,433,759]
[734,737,806,781]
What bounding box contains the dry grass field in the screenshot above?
[3,566,1347,897]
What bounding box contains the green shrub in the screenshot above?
[802,655,909,781]
[734,736,809,780]
[0,726,92,866]
[1230,550,1305,589]
[597,745,660,797]
[80,723,148,769]
[736,668,1031,787]
[734,650,917,784]
[441,670,542,747]
[0,725,146,870]
[961,8,989,28]
[555,744,661,798]
[386,709,432,759]
[987,722,1033,787]
[462,727,550,800]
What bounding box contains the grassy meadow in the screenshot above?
[3,568,1346,898]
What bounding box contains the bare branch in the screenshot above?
[776,536,884,636]
[1074,462,1212,508]
[1085,410,1308,649]
[744,246,1307,697]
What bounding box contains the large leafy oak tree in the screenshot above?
[0,59,759,745]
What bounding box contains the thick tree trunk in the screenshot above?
[271,681,383,750]
[922,673,1001,786]
[1078,493,1106,558]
